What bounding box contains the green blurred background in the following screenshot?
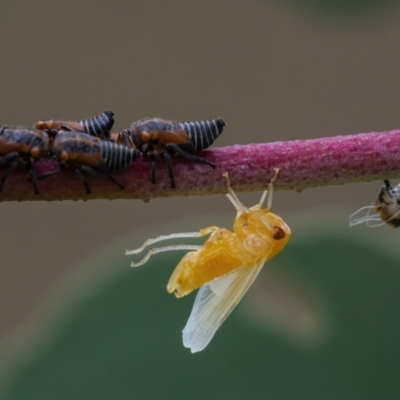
[0,1,400,399]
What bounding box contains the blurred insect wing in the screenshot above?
[349,205,384,227]
[182,261,265,353]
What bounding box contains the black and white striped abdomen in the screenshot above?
[99,140,140,170]
[174,118,225,151]
[79,110,114,139]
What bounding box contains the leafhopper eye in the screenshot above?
[273,226,286,240]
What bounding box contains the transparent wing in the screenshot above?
[349,205,384,227]
[182,260,265,353]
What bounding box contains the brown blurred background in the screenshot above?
[0,0,399,356]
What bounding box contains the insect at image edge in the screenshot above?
[349,180,400,228]
[0,110,121,195]
[126,168,291,353]
[0,126,49,194]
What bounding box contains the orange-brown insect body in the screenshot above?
[0,126,49,159]
[44,130,140,193]
[52,131,105,168]
[0,126,49,194]
[131,118,191,149]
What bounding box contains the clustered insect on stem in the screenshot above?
[112,118,225,188]
[0,111,226,194]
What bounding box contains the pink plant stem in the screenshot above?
[1,129,400,202]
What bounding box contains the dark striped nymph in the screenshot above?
[0,126,49,194]
[113,117,225,188]
[40,130,140,194]
[35,110,115,140]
